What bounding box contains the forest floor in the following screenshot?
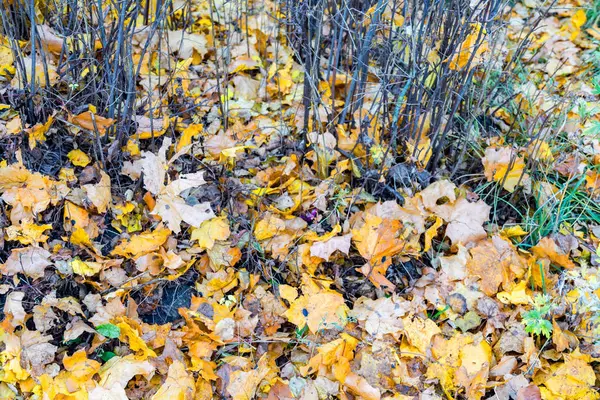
[0,0,600,399]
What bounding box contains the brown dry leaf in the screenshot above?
[83,170,111,213]
[134,115,169,139]
[439,244,468,281]
[1,246,52,279]
[63,318,96,342]
[129,138,214,232]
[420,179,456,211]
[4,291,27,326]
[344,372,381,400]
[532,237,576,269]
[436,198,491,245]
[151,360,195,399]
[154,195,215,234]
[21,329,58,377]
[517,385,542,400]
[551,320,572,353]
[11,57,58,89]
[310,234,352,261]
[97,355,155,393]
[350,296,408,339]
[167,30,209,60]
[467,236,527,296]
[38,25,64,54]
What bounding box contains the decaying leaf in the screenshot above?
[1,246,52,279]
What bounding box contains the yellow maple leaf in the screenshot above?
[116,318,157,359]
[69,227,93,248]
[151,360,195,400]
[540,351,599,400]
[449,23,489,70]
[0,329,30,385]
[284,275,348,333]
[67,149,91,167]
[112,227,171,258]
[569,9,587,40]
[4,221,51,245]
[497,280,532,305]
[25,115,54,149]
[177,123,203,152]
[70,258,102,276]
[482,146,527,192]
[351,211,409,288]
[63,350,100,383]
[226,354,274,400]
[96,354,154,395]
[403,316,441,354]
[352,213,401,263]
[191,217,231,249]
[254,214,286,241]
[300,333,358,376]
[500,225,528,239]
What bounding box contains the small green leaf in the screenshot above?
[96,323,121,339]
[295,324,308,338]
[97,349,116,362]
[538,319,553,338]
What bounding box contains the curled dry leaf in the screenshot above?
[70,111,115,135]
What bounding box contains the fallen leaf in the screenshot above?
[151,360,195,399]
[540,352,598,400]
[467,236,527,296]
[310,234,352,261]
[67,149,91,167]
[532,237,575,269]
[4,291,26,326]
[449,23,488,70]
[70,111,115,135]
[349,296,408,339]
[83,170,111,213]
[134,115,169,139]
[285,276,348,333]
[112,227,171,258]
[97,355,155,391]
[436,198,491,245]
[1,246,52,279]
[482,146,527,192]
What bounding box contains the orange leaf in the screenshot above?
[70,111,114,135]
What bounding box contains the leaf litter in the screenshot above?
[0,0,599,399]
